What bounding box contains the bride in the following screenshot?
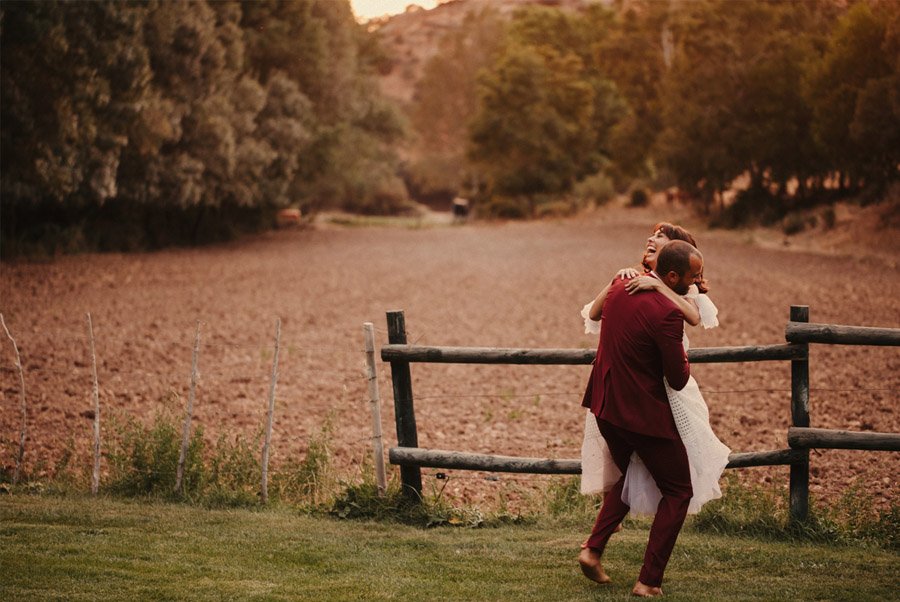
[580,222,731,515]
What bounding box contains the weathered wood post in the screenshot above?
[175,321,201,496]
[261,317,281,505]
[86,313,101,495]
[364,322,387,495]
[1,314,27,485]
[386,311,422,500]
[789,305,810,524]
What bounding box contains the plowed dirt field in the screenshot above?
[2,199,897,510]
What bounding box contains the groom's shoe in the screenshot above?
[632,581,663,597]
[578,547,612,585]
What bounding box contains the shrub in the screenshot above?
[782,213,807,235]
[330,477,504,528]
[478,195,530,219]
[205,432,261,508]
[534,199,576,219]
[270,421,335,506]
[693,473,897,549]
[105,410,206,499]
[402,154,463,209]
[693,473,789,538]
[629,186,650,207]
[573,172,616,207]
[712,187,786,228]
[341,171,413,216]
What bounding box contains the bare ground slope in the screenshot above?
[1,200,898,509]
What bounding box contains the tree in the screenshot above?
[655,1,744,209]
[466,6,625,211]
[1,0,410,253]
[656,0,828,209]
[469,43,595,199]
[806,1,897,191]
[593,1,669,182]
[1,2,149,207]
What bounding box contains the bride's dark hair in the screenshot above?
[643,222,709,293]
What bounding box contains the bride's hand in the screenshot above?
[616,267,640,280]
[625,275,660,294]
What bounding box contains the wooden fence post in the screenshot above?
[175,321,201,496]
[386,311,422,501]
[789,305,810,524]
[261,317,281,505]
[86,313,101,495]
[364,322,387,495]
[1,314,27,485]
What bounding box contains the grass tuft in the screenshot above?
[692,473,898,550]
[4,411,896,553]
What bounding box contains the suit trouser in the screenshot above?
[585,419,693,587]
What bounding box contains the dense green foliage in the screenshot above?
[434,0,900,219]
[1,0,406,253]
[3,1,898,245]
[467,5,626,215]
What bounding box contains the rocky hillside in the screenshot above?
[370,0,606,105]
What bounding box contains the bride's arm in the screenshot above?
[625,276,701,326]
[588,267,641,320]
[587,284,610,321]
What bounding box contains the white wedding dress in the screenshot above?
[579,285,731,515]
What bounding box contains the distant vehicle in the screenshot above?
[452,197,469,223]
[276,208,302,228]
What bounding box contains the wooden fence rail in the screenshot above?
[786,321,900,346]
[388,446,807,475]
[380,342,805,365]
[380,307,898,524]
[788,427,900,452]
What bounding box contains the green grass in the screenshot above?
[2,494,897,601]
[321,213,440,229]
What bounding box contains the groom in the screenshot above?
[578,239,704,597]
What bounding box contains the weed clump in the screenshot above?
[692,473,898,550]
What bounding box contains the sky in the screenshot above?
[349,0,441,21]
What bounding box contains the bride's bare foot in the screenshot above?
[578,547,612,585]
[632,581,663,597]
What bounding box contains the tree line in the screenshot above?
[2,1,898,254]
[1,0,406,254]
[408,0,899,220]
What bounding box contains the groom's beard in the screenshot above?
[672,281,690,295]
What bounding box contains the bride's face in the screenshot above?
[643,229,671,270]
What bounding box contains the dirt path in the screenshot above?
[2,200,897,509]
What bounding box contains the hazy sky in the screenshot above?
[350,0,440,20]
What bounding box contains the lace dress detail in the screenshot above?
[581,301,601,335]
[580,286,731,515]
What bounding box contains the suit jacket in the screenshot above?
[581,276,690,439]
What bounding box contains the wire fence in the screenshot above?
[1,315,897,493]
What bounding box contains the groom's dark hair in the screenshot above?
[657,240,702,277]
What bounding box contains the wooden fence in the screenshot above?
[380,307,900,524]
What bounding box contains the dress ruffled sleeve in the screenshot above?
[581,301,601,335]
[685,285,719,329]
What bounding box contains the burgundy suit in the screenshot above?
[581,275,692,587]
